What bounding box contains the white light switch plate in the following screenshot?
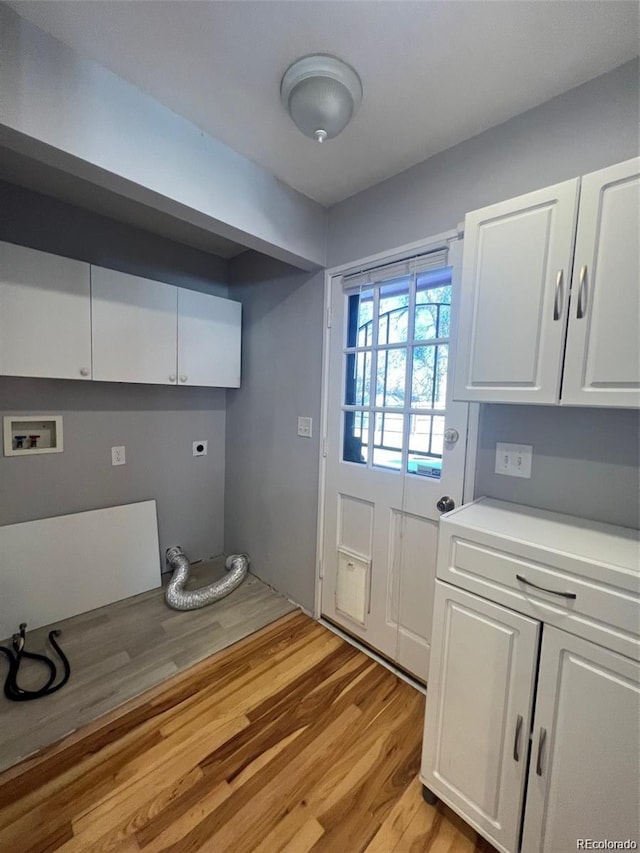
[297,416,312,438]
[495,443,532,478]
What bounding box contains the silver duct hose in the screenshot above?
[165,546,249,611]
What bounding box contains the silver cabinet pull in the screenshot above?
[577,265,587,319]
[536,727,547,776]
[80,367,90,377]
[513,714,523,762]
[516,574,576,600]
[553,270,563,321]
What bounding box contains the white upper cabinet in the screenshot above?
[0,241,91,380]
[453,179,579,404]
[91,266,178,385]
[561,158,640,408]
[454,157,639,409]
[177,288,241,388]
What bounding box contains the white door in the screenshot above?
[453,179,579,404]
[522,626,640,853]
[91,266,178,385]
[421,581,540,853]
[0,241,91,380]
[178,289,241,387]
[321,241,469,680]
[561,157,640,408]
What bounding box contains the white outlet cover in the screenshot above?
[297,416,312,438]
[495,442,532,478]
[193,440,208,456]
[111,446,126,466]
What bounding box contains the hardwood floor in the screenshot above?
[0,612,495,853]
[0,559,295,773]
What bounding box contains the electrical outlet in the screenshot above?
[297,416,313,438]
[111,446,126,466]
[495,443,532,478]
[193,440,208,457]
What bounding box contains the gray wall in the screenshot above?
[475,406,640,530]
[328,59,640,531]
[225,252,324,611]
[0,182,230,562]
[329,59,639,267]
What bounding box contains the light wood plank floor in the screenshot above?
[0,559,295,773]
[0,611,496,853]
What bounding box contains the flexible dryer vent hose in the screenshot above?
[165,547,249,610]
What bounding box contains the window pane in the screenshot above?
[343,411,369,464]
[415,278,452,341]
[378,279,409,345]
[407,414,445,479]
[346,289,374,348]
[375,348,407,408]
[411,345,448,409]
[344,351,371,406]
[372,412,404,471]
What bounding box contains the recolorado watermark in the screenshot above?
[577,841,638,850]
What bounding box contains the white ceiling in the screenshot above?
[8,1,640,208]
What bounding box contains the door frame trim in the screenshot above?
[314,229,476,618]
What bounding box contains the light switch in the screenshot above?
[495,443,532,478]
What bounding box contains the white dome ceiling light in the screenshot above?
[280,54,363,144]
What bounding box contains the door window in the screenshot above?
[342,265,452,479]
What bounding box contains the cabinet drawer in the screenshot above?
[437,499,640,660]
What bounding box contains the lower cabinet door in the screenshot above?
[421,581,540,853]
[522,627,640,853]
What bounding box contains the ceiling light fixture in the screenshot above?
[280,54,363,144]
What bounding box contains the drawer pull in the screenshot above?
[536,727,547,776]
[513,714,523,762]
[516,574,576,600]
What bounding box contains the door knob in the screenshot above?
[437,496,455,513]
[444,428,459,445]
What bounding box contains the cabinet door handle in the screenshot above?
[513,714,523,762]
[576,265,587,319]
[179,375,188,383]
[536,727,547,776]
[516,574,576,600]
[169,374,176,383]
[553,270,563,321]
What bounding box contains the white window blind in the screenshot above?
[341,248,449,292]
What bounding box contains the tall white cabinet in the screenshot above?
[421,499,640,853]
[453,157,639,408]
[0,242,92,381]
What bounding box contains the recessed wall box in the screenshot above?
[3,416,63,456]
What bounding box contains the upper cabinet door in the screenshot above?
[92,267,178,385]
[177,289,241,387]
[453,179,579,404]
[521,627,640,853]
[0,242,91,380]
[421,581,540,853]
[561,158,640,408]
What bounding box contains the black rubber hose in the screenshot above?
[0,630,71,701]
